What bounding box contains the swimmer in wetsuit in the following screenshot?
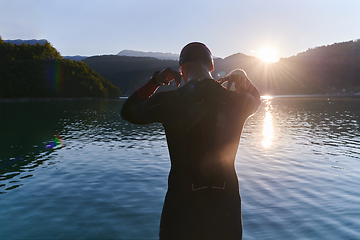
[121,42,261,240]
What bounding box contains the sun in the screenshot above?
[257,47,279,63]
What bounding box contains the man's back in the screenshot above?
[121,78,258,239]
[121,42,260,240]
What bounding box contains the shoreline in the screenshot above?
[0,97,123,103]
[269,94,360,99]
[1,94,360,102]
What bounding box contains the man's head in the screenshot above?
[179,42,214,81]
[179,42,213,66]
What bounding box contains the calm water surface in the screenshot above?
[0,97,359,240]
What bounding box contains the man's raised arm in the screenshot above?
[218,69,261,114]
[121,68,181,124]
[219,69,260,102]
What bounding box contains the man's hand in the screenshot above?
[218,69,261,106]
[155,67,182,87]
[218,69,250,94]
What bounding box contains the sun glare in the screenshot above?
[262,98,273,148]
[261,95,273,100]
[257,47,278,63]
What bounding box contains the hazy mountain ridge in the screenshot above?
[4,39,179,61]
[117,49,179,60]
[63,55,89,61]
[4,39,48,45]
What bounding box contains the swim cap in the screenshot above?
[179,42,212,66]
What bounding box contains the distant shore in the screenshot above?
[269,93,360,99]
[0,97,123,103]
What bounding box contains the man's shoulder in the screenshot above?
[152,78,238,103]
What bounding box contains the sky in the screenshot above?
[1,0,359,61]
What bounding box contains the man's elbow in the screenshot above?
[121,107,132,122]
[121,107,144,124]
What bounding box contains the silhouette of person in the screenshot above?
[121,42,261,240]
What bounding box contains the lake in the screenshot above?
[0,97,359,240]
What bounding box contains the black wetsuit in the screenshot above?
[121,78,259,240]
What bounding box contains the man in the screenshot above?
[121,42,261,239]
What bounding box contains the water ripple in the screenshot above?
[1,98,360,239]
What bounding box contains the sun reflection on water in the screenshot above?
[262,96,273,148]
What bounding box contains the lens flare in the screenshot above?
[45,60,64,94]
[46,134,65,149]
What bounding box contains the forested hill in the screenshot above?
[82,55,180,95]
[83,40,360,96]
[0,37,121,99]
[257,40,360,95]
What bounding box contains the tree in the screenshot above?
[0,40,122,98]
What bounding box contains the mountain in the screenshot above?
[212,40,360,95]
[261,40,360,95]
[4,39,48,45]
[63,55,89,61]
[117,50,179,60]
[83,40,360,96]
[82,55,179,96]
[82,54,272,96]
